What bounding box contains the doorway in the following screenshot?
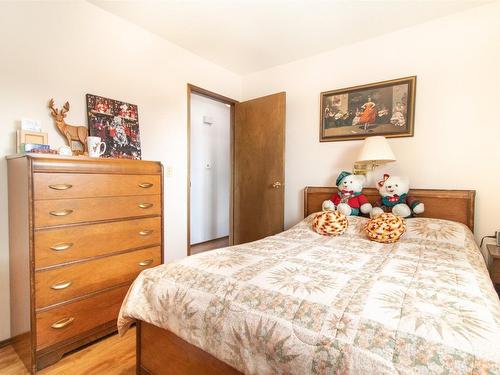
[187,85,286,256]
[187,85,236,255]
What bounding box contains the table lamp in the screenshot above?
[354,136,396,174]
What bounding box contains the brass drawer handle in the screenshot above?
[139,230,154,236]
[51,281,73,290]
[50,242,74,251]
[138,259,154,267]
[49,209,73,217]
[48,184,73,191]
[138,183,153,189]
[138,203,153,209]
[51,317,75,329]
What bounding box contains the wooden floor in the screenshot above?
[0,328,135,375]
[190,236,229,255]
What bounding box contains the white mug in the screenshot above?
[87,136,106,157]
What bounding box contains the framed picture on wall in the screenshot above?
[319,76,416,142]
[86,94,142,159]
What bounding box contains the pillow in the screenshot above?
[312,210,348,236]
[365,213,406,243]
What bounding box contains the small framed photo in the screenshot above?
[320,76,416,142]
[17,130,48,153]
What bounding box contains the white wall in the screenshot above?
[242,2,500,242]
[190,94,230,244]
[0,1,241,340]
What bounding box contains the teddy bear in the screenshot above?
[322,171,372,216]
[371,174,424,218]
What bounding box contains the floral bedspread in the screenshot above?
[118,216,500,374]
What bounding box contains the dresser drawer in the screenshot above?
[34,195,161,228]
[35,217,161,269]
[36,285,129,350]
[36,247,161,308]
[34,173,161,200]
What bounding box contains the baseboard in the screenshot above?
[0,336,12,349]
[0,333,27,349]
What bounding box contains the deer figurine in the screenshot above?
[48,99,88,154]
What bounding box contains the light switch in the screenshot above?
[203,115,213,125]
[165,166,173,177]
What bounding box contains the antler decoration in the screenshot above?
[48,98,58,117]
[62,102,70,115]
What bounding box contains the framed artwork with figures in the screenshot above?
[86,94,142,159]
[319,76,416,142]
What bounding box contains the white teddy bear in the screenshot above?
[371,174,424,218]
[322,171,372,216]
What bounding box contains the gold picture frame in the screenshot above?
[16,130,49,153]
[319,76,416,142]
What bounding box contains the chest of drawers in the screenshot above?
[7,155,163,373]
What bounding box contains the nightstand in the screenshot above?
[486,244,500,294]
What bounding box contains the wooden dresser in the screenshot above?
[7,155,163,373]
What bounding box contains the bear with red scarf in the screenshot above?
[371,174,424,218]
[322,171,372,216]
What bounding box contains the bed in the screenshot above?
[118,187,500,375]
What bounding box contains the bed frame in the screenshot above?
[136,321,240,375]
[304,187,475,231]
[136,186,476,374]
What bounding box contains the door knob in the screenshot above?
[272,182,282,189]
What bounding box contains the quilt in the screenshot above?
[118,216,500,374]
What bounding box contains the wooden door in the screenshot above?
[233,92,286,245]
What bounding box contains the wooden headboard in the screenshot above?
[304,187,476,232]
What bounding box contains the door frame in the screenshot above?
[187,84,238,256]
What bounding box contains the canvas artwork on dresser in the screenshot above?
[7,154,163,373]
[86,94,142,160]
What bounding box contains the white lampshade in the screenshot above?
[356,136,396,164]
